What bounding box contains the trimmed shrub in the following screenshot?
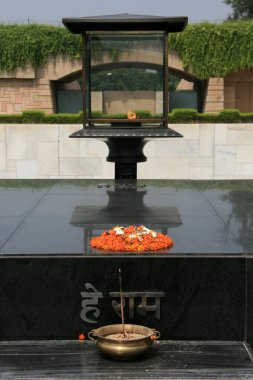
[0,114,23,123]
[22,110,45,123]
[197,113,219,123]
[0,109,253,124]
[169,108,198,123]
[45,112,83,124]
[216,109,241,123]
[133,110,152,118]
[240,113,253,122]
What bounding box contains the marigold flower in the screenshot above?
[90,225,173,252]
[79,333,86,340]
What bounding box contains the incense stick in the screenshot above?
[119,268,127,338]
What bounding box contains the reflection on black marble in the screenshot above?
[0,257,245,340]
[0,340,253,379]
[0,179,252,255]
[70,185,182,254]
[247,258,253,347]
[201,184,253,254]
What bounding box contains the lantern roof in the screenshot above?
[62,13,188,33]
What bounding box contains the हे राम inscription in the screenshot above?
[80,283,165,324]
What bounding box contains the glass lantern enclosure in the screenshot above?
[63,14,188,129]
[86,32,165,127]
[63,15,187,179]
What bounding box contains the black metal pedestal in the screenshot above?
[115,162,137,179]
[70,126,183,179]
[105,137,147,179]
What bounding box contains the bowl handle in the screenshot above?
[151,330,160,340]
[88,330,98,342]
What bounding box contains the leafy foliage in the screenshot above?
[91,68,163,91]
[0,24,81,72]
[1,21,253,80]
[169,20,253,79]
[224,0,253,20]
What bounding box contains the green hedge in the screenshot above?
[168,108,253,123]
[0,109,253,124]
[168,108,246,123]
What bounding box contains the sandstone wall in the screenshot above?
[0,52,226,115]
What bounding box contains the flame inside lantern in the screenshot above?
[127,110,137,120]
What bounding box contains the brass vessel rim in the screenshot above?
[88,324,160,342]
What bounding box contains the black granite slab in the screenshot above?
[0,180,252,256]
[247,258,253,347]
[0,180,252,344]
[0,340,253,379]
[0,257,245,340]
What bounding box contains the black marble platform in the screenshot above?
[1,340,253,379]
[0,180,253,351]
[0,179,252,256]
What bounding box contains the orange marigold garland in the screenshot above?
[90,225,173,252]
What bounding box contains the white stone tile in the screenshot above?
[214,146,237,177]
[27,125,58,142]
[59,124,80,139]
[6,159,16,170]
[17,160,37,178]
[37,142,59,176]
[215,124,227,145]
[199,125,214,157]
[0,125,5,140]
[49,175,77,179]
[79,140,89,157]
[155,140,199,157]
[0,170,16,179]
[59,126,80,158]
[59,157,102,177]
[214,175,239,179]
[0,141,6,170]
[237,146,253,163]
[227,124,253,145]
[102,161,114,179]
[190,166,214,180]
[169,124,200,140]
[6,126,38,159]
[6,126,28,159]
[143,141,156,157]
[138,157,190,179]
[236,163,253,177]
[190,157,214,167]
[59,139,80,158]
[88,140,109,157]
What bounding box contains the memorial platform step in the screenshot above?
[0,340,253,379]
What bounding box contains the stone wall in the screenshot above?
[102,91,163,115]
[0,55,82,115]
[0,52,226,115]
[224,68,253,112]
[204,78,224,113]
[0,123,252,179]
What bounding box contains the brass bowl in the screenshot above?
[88,324,160,359]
